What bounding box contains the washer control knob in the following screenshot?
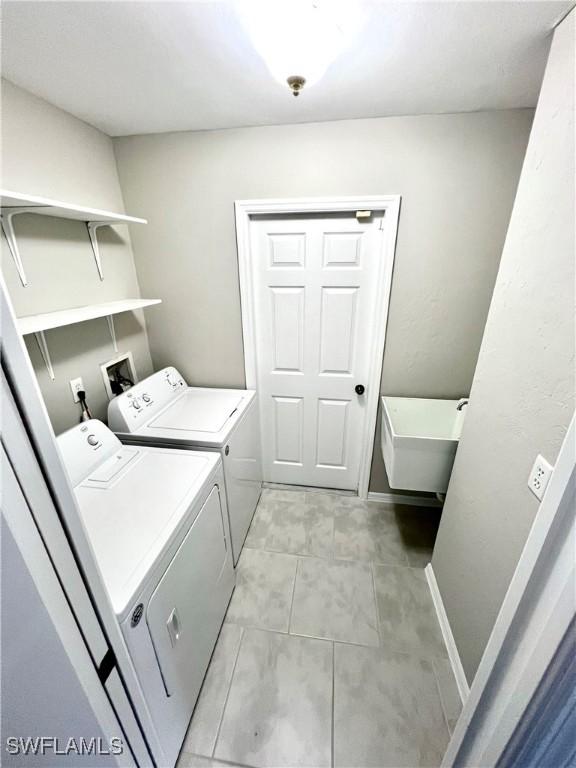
[87,434,99,446]
[132,399,142,410]
[142,394,151,403]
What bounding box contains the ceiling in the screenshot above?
[1,1,572,137]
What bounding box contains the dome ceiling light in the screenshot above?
[238,0,364,97]
[286,75,306,97]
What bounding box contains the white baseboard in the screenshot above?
[425,563,470,704]
[367,491,442,508]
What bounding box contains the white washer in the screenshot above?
[108,367,262,565]
[57,419,235,767]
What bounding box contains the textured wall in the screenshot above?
[1,80,154,434]
[114,110,532,493]
[432,10,575,682]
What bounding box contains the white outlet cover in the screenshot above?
[527,454,553,501]
[69,377,84,403]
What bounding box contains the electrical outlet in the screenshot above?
[527,454,553,501]
[69,377,84,403]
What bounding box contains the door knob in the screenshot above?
[355,384,365,395]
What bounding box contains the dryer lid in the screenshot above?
[74,448,220,617]
[149,389,245,433]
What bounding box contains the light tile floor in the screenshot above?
[178,489,462,768]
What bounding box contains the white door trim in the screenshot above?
[235,196,401,499]
[441,414,575,766]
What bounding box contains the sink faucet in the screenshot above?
[456,398,469,411]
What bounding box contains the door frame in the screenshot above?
[235,196,401,498]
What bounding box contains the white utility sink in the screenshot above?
[381,396,467,493]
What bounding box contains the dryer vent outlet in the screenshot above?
[101,352,137,400]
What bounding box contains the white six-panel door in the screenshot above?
[250,212,385,490]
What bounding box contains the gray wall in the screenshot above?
[432,10,575,682]
[1,79,154,434]
[114,109,532,492]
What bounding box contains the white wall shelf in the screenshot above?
[18,299,161,380]
[0,190,147,286]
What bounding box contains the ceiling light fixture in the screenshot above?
[286,75,306,97]
[238,0,363,97]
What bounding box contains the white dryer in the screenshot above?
[57,419,235,768]
[108,367,262,565]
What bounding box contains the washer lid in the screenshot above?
[149,389,245,433]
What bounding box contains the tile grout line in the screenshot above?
[371,562,383,647]
[331,640,335,768]
[243,542,425,571]
[431,659,454,739]
[210,626,245,759]
[182,751,256,768]
[226,618,451,662]
[287,556,300,634]
[226,620,381,649]
[330,509,336,561]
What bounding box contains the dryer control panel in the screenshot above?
[108,367,187,433]
[57,419,124,487]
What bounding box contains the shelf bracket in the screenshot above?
[1,210,29,286]
[34,331,55,380]
[106,315,118,352]
[87,222,108,281]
